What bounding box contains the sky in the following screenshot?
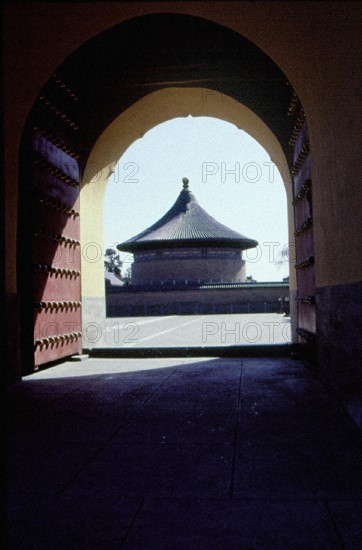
[103,116,290,282]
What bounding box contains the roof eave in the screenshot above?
[117,238,258,253]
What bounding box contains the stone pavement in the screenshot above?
[6,357,362,549]
[100,313,292,348]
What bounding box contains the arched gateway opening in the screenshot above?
[18,13,313,374]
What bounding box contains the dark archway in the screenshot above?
[54,13,294,167]
[18,13,312,374]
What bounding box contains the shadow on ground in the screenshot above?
[6,357,362,549]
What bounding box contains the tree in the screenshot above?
[274,245,289,270]
[122,266,132,283]
[104,248,123,276]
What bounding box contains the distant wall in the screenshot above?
[106,285,290,316]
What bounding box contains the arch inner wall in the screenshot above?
[80,87,294,345]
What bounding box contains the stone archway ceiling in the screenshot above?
[39,13,294,165]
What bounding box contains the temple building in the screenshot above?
[117,178,258,288]
[106,179,289,316]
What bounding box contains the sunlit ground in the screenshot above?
[97,313,292,348]
[22,356,210,380]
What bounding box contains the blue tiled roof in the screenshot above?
[199,282,290,290]
[117,186,258,252]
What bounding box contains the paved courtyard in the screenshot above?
[99,313,292,348]
[6,355,362,548]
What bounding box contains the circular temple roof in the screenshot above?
[117,181,258,252]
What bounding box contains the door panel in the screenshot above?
[31,129,82,367]
[288,93,316,349]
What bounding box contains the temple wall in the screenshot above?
[131,255,246,285]
[106,285,290,317]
